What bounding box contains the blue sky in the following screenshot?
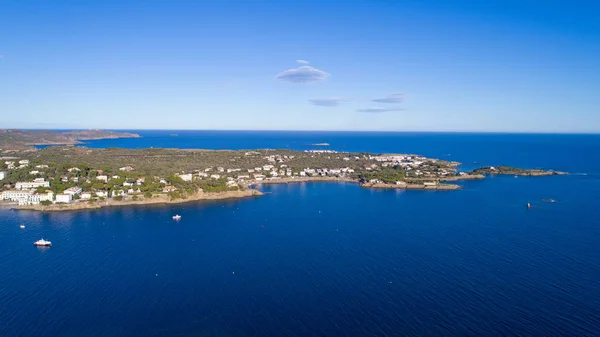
[1,0,599,132]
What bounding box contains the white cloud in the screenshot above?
[296,60,309,64]
[308,97,347,106]
[276,66,330,83]
[356,107,404,113]
[372,92,404,103]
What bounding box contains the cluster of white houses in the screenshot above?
[0,178,81,205]
[191,165,356,183]
[1,189,54,206]
[0,160,150,205]
[367,154,456,177]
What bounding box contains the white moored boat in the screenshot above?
[34,239,52,246]
[172,215,182,220]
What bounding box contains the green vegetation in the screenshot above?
[471,166,553,176]
[1,167,34,185]
[0,129,139,150]
[359,166,405,183]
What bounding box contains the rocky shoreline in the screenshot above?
[12,189,262,212]
[363,182,462,190]
[247,176,356,186]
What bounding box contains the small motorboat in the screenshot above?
[20,225,25,229]
[34,239,52,246]
[172,215,182,220]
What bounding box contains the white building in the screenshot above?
[0,171,5,180]
[15,179,50,190]
[210,174,221,179]
[1,190,53,205]
[18,160,29,165]
[1,190,32,202]
[63,186,83,196]
[226,180,237,187]
[29,192,54,205]
[96,175,108,182]
[179,173,193,182]
[119,166,134,172]
[55,194,72,203]
[95,191,108,198]
[81,192,92,200]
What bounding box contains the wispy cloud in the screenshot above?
[276,66,330,83]
[296,59,309,64]
[372,92,404,103]
[356,107,405,113]
[308,97,347,107]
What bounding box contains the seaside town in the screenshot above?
[0,147,477,208]
[0,146,563,210]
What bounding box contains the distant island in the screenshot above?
[0,129,140,150]
[0,145,566,212]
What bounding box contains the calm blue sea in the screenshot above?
[6,132,600,336]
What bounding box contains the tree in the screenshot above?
[40,200,52,206]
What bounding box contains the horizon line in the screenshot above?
[5,128,600,135]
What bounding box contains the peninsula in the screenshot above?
[0,129,140,151]
[0,146,565,212]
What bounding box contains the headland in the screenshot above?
[0,144,566,212]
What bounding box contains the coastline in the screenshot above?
[12,189,263,212]
[8,176,467,213]
[2,145,568,213]
[494,171,568,176]
[247,176,356,186]
[441,174,485,181]
[247,176,463,190]
[363,182,462,190]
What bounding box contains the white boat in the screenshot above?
[34,239,52,246]
[172,215,182,220]
[20,225,25,229]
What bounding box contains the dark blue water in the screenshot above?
[72,130,599,173]
[6,133,600,336]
